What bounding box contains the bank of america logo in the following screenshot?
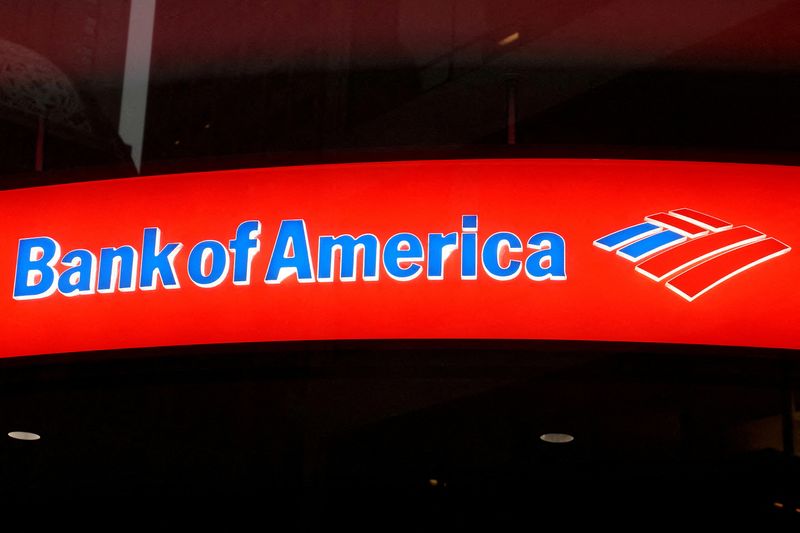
[593,208,791,301]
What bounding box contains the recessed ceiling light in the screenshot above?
[540,433,574,444]
[8,431,41,441]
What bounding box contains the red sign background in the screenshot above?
[1,159,798,358]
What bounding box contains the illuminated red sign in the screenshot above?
[1,159,798,358]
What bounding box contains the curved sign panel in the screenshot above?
[1,159,798,357]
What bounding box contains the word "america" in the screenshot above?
[12,215,566,300]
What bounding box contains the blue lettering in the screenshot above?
[265,219,315,283]
[98,246,138,293]
[58,249,97,296]
[427,232,458,280]
[482,232,523,280]
[228,220,261,285]
[139,228,183,290]
[383,233,424,281]
[188,240,230,288]
[461,215,478,280]
[318,234,379,282]
[13,237,61,300]
[525,232,567,280]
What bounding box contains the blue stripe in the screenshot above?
[595,222,659,249]
[618,230,684,260]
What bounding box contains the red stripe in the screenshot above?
[645,212,709,237]
[636,226,764,281]
[670,208,731,231]
[665,238,790,301]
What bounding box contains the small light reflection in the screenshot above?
[498,32,520,46]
